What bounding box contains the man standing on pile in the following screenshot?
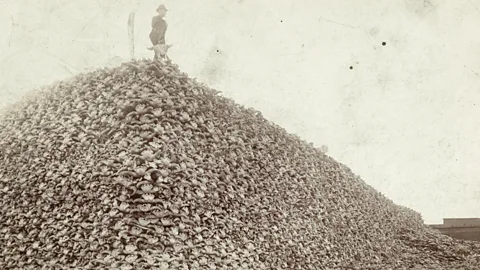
[149,4,168,48]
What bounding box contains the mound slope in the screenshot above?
[1,59,479,269]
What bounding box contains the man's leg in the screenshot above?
[149,31,159,46]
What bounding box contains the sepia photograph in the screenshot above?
[1,0,480,269]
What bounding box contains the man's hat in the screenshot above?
[156,4,168,12]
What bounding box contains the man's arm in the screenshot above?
[157,20,167,43]
[158,21,166,35]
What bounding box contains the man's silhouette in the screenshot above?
[149,4,168,46]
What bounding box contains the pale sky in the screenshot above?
[1,0,479,224]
